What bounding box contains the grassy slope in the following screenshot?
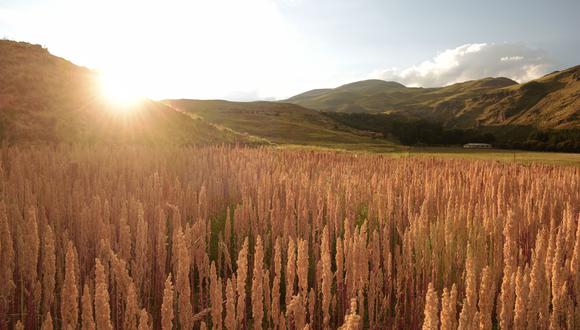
[164,99,397,150]
[286,77,517,115]
[473,67,580,129]
[0,40,237,144]
[286,67,580,130]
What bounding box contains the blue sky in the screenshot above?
[1,0,578,100]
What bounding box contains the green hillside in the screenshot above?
[2,39,576,152]
[466,67,580,129]
[0,40,237,144]
[286,67,580,130]
[164,99,396,150]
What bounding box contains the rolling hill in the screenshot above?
[3,39,576,152]
[0,40,237,144]
[164,99,396,150]
[465,67,580,129]
[286,66,580,130]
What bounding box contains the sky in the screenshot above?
[1,0,579,100]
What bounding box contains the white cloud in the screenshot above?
[222,90,266,102]
[372,43,554,87]
[500,56,524,62]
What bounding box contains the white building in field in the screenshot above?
[463,143,493,149]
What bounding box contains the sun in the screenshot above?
[98,72,144,109]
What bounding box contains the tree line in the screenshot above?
[324,112,580,152]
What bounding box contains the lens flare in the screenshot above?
[99,72,144,110]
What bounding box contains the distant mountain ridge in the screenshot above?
[2,39,577,151]
[286,67,580,130]
[0,40,237,144]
